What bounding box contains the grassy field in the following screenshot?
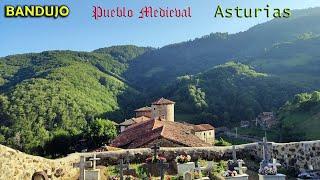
[282,111,320,140]
[237,127,280,142]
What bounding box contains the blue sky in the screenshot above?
[0,0,320,57]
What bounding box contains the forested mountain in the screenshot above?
[93,45,153,64]
[0,48,149,155]
[162,62,303,126]
[125,7,320,92]
[246,35,320,88]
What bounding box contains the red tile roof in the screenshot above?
[134,107,152,112]
[152,98,175,105]
[193,124,215,132]
[119,116,150,126]
[111,118,211,148]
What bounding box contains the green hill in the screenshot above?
[162,62,304,126]
[246,35,320,88]
[0,48,148,155]
[125,7,320,92]
[278,91,320,141]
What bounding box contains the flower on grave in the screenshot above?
[175,154,191,164]
[222,170,238,177]
[194,171,201,179]
[227,159,244,171]
[146,155,167,163]
[259,165,277,175]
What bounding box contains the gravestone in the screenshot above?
[31,171,49,180]
[118,159,128,180]
[232,145,237,162]
[123,151,136,176]
[158,159,169,180]
[258,137,272,169]
[235,160,247,175]
[73,156,93,180]
[151,143,160,161]
[224,146,249,180]
[89,154,100,170]
[258,137,286,180]
[228,145,238,171]
[184,171,193,180]
[86,154,101,180]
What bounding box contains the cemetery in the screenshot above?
[1,139,320,179]
[67,139,318,180]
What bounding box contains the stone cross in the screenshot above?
[89,153,100,170]
[232,145,237,162]
[158,159,169,180]
[269,158,281,169]
[73,156,93,180]
[235,160,247,175]
[258,137,272,167]
[124,151,130,171]
[151,143,160,161]
[118,159,129,180]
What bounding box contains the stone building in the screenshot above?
[193,124,215,145]
[151,98,175,122]
[255,112,277,129]
[111,118,211,148]
[134,107,152,118]
[119,116,150,132]
[112,97,215,148]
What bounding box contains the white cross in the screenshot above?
[89,153,101,170]
[235,160,247,175]
[268,158,281,170]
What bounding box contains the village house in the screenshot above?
[134,107,152,118]
[111,98,215,148]
[193,124,215,145]
[255,112,277,129]
[119,116,150,132]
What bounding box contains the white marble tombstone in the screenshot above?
[177,162,195,176]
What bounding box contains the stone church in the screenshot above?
[112,98,215,148]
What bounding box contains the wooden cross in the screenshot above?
[73,156,92,180]
[232,145,237,162]
[151,143,161,161]
[157,159,169,180]
[118,159,129,180]
[89,153,100,170]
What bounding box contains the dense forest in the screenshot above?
[0,47,150,156]
[162,62,303,127]
[1,8,320,155]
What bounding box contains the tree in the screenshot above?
[88,118,117,146]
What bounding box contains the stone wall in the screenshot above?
[94,140,320,171]
[0,145,79,180]
[1,140,319,179]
